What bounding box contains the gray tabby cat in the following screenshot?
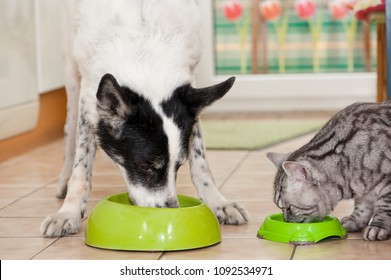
[267,102,391,241]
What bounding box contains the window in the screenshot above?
[196,0,377,112]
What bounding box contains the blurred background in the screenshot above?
[0,0,64,160]
[0,0,385,159]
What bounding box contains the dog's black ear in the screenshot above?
[97,74,137,133]
[97,74,130,119]
[179,77,235,116]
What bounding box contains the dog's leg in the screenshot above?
[56,53,80,199]
[56,5,80,199]
[41,97,97,237]
[189,119,249,224]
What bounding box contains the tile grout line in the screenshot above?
[218,150,252,190]
[0,177,58,212]
[157,252,165,260]
[289,245,297,260]
[29,237,61,260]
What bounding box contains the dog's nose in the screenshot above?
[164,197,179,208]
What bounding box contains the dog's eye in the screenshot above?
[139,163,153,173]
[152,158,165,170]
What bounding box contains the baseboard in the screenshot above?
[0,100,39,141]
[0,88,67,162]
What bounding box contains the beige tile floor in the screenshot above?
[1,131,391,260]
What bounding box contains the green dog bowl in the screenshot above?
[257,213,347,245]
[85,192,221,251]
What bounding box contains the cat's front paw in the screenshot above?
[212,202,249,225]
[341,216,362,232]
[362,225,390,241]
[40,212,81,237]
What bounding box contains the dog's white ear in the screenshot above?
[97,73,132,120]
[180,76,235,115]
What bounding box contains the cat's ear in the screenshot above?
[282,161,308,182]
[267,152,289,168]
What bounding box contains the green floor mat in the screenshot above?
[201,119,326,150]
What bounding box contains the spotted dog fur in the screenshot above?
[189,122,248,224]
[41,0,248,237]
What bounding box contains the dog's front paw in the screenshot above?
[362,225,390,241]
[40,212,81,237]
[212,202,249,225]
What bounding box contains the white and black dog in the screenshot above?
[41,0,248,237]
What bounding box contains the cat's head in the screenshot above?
[267,152,333,223]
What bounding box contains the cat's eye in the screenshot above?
[290,206,300,214]
[279,205,290,212]
[290,205,316,216]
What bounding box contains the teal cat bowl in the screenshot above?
[85,192,221,251]
[257,213,347,245]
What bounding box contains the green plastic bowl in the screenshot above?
[257,213,347,245]
[85,192,221,251]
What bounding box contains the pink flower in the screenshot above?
[259,0,282,21]
[295,0,316,20]
[344,0,358,10]
[223,1,243,21]
[329,0,350,20]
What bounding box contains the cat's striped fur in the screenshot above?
[267,102,391,241]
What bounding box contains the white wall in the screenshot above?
[35,0,64,93]
[0,0,39,140]
[0,0,64,141]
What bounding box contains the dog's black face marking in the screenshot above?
[161,84,198,160]
[95,73,236,208]
[96,74,170,190]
